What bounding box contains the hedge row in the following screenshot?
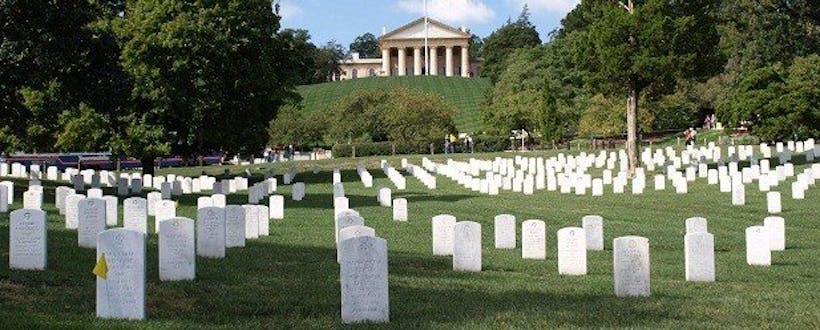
[331,136,510,158]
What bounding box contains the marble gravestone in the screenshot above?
[335,210,365,245]
[392,198,408,222]
[225,205,246,248]
[154,200,176,233]
[581,215,604,251]
[334,196,349,218]
[292,182,306,201]
[211,194,227,208]
[685,217,708,234]
[684,232,715,282]
[339,236,389,324]
[9,209,47,270]
[0,185,7,213]
[557,227,587,275]
[56,186,74,215]
[96,229,146,320]
[78,198,107,249]
[88,188,103,199]
[521,219,546,260]
[613,236,650,297]
[453,221,482,272]
[494,214,516,249]
[269,195,285,220]
[197,196,213,209]
[337,225,376,263]
[197,207,226,258]
[432,214,456,256]
[65,194,86,229]
[766,192,782,214]
[243,204,260,239]
[123,197,148,234]
[103,196,118,227]
[23,190,42,210]
[257,205,269,236]
[763,216,785,251]
[746,226,771,266]
[159,217,195,281]
[146,192,161,216]
[378,187,392,207]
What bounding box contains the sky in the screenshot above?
[276,0,580,48]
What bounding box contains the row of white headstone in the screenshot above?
[334,209,389,324]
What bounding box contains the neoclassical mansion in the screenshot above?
[335,18,481,80]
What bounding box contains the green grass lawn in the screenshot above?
[297,76,491,134]
[1,151,819,328]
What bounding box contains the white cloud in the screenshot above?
[396,0,495,25]
[510,0,579,14]
[277,2,303,20]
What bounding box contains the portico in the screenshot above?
[337,17,480,80]
[379,18,472,78]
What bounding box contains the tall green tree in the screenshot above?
[480,5,541,83]
[566,0,723,174]
[0,0,129,153]
[349,32,379,58]
[115,0,298,173]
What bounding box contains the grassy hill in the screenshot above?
[297,76,491,133]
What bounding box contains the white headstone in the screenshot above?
[337,225,376,263]
[745,226,771,266]
[257,205,269,236]
[197,196,213,209]
[432,214,456,256]
[613,236,650,297]
[123,197,148,234]
[763,216,785,251]
[0,184,7,213]
[154,200,176,233]
[78,198,107,248]
[96,229,146,320]
[56,186,74,215]
[211,194,226,208]
[453,221,481,272]
[339,236,389,324]
[146,192,161,216]
[88,188,103,199]
[159,217,196,281]
[197,207,226,258]
[392,198,408,222]
[494,214,516,249]
[243,204,259,239]
[557,227,587,275]
[292,182,305,201]
[685,217,708,234]
[684,232,715,282]
[65,193,85,229]
[269,195,284,219]
[23,190,42,210]
[766,191,781,214]
[521,219,546,260]
[0,181,13,205]
[103,196,118,227]
[378,187,391,207]
[335,210,364,245]
[9,209,47,270]
[582,215,604,251]
[225,205,246,248]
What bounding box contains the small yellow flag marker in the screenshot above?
[93,253,108,279]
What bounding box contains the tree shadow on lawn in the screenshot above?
[282,193,477,211]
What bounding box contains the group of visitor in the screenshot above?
[684,127,698,146]
[444,134,474,154]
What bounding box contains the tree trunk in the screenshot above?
[626,83,639,177]
[141,157,155,176]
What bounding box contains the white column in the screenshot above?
[398,48,407,76]
[445,46,453,77]
[381,48,390,76]
[413,47,422,76]
[430,47,438,75]
[461,46,470,78]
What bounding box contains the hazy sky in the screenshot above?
[277,0,580,48]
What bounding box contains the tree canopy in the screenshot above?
[349,32,380,58]
[479,5,542,83]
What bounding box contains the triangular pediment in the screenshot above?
[382,17,471,40]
